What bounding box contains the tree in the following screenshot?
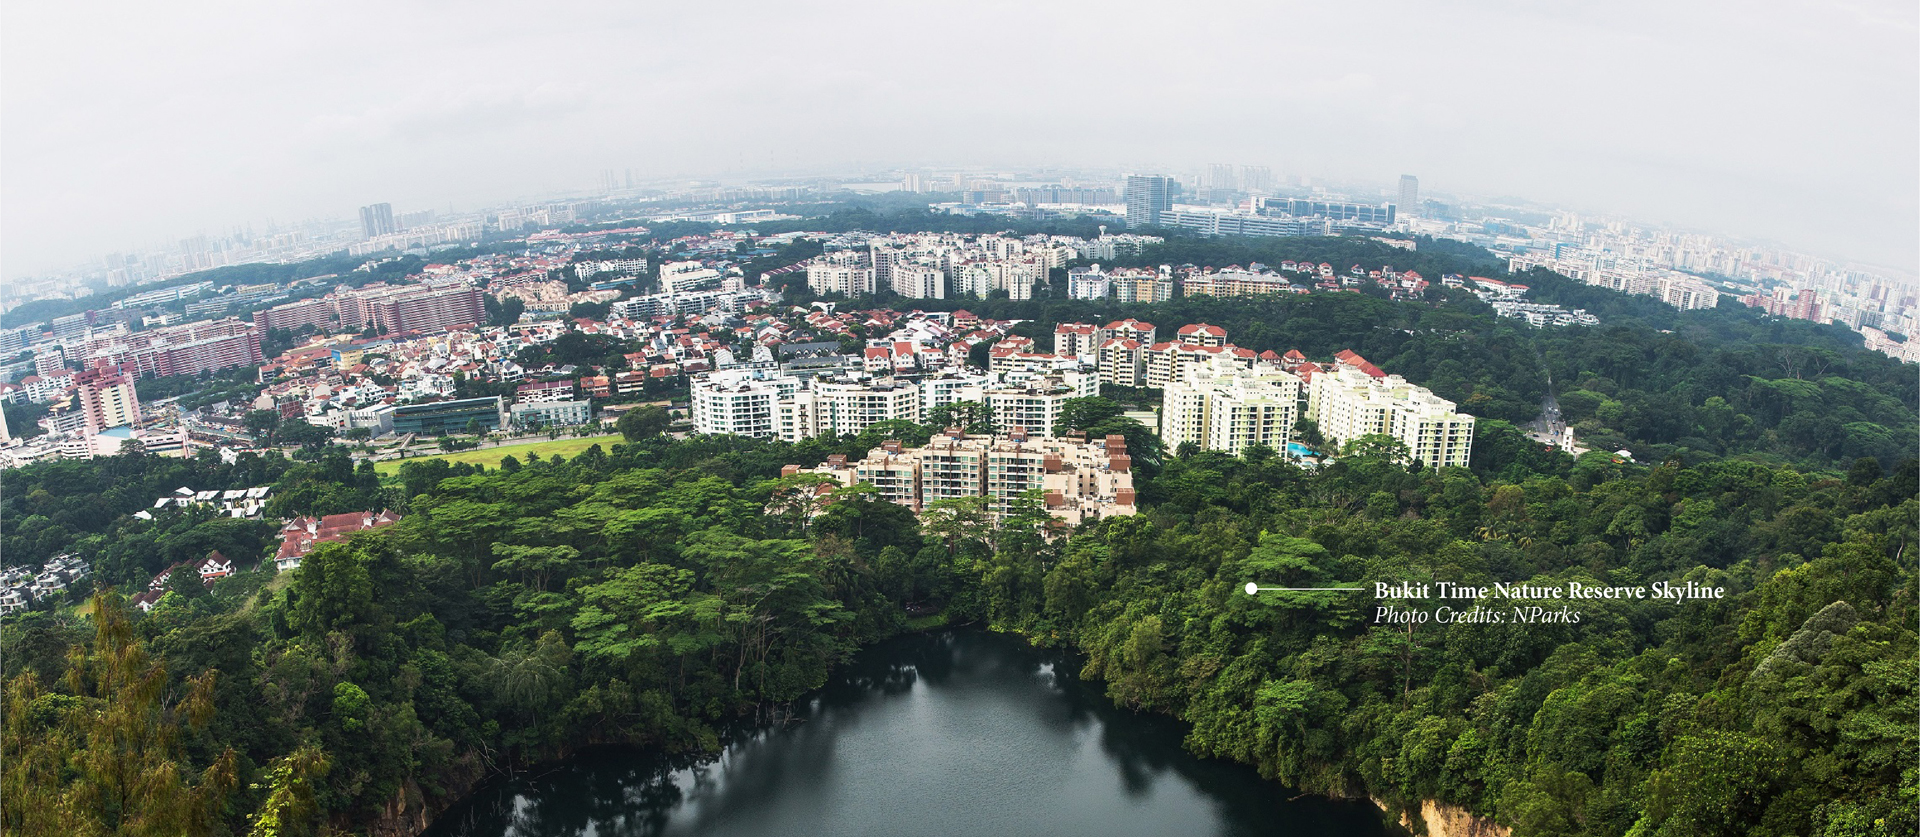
[165,561,209,601]
[568,300,612,321]
[617,405,670,442]
[1339,433,1412,465]
[244,409,282,446]
[245,745,330,837]
[0,592,238,835]
[1052,396,1123,436]
[765,473,840,536]
[928,401,992,434]
[1847,456,1884,486]
[277,420,334,449]
[922,496,990,556]
[967,342,992,368]
[1294,417,1326,448]
[485,295,525,327]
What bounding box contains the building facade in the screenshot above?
[510,399,593,428]
[73,366,141,434]
[691,370,802,438]
[391,397,505,436]
[1125,175,1175,229]
[1307,364,1473,468]
[1160,359,1302,455]
[786,430,1136,525]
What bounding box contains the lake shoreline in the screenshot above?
[420,628,1400,836]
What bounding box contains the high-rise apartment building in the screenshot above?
[1241,166,1274,193]
[350,283,484,335]
[806,251,877,297]
[1097,339,1145,387]
[254,283,481,337]
[1398,175,1420,218]
[1097,319,1156,346]
[691,370,803,438]
[777,379,923,441]
[1160,359,1302,456]
[983,371,1100,437]
[1124,175,1175,229]
[1176,323,1228,347]
[659,261,723,294]
[1053,323,1098,363]
[359,203,396,238]
[1112,272,1175,304]
[1144,342,1247,388]
[73,367,142,434]
[1657,277,1721,311]
[889,262,946,299]
[1183,267,1302,298]
[1306,357,1474,469]
[1208,164,1238,192]
[51,313,89,344]
[253,297,337,334]
[1157,208,1331,239]
[77,318,263,378]
[1261,198,1396,225]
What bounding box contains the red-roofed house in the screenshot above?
[1053,322,1098,362]
[197,551,235,583]
[130,590,164,612]
[275,510,403,572]
[1176,323,1228,347]
[1097,319,1156,346]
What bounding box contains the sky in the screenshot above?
[4,0,1916,278]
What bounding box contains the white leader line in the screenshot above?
[1244,582,1366,594]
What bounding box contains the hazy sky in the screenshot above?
[4,0,1916,278]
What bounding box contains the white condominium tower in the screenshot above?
[691,370,803,438]
[1160,358,1302,455]
[806,250,877,297]
[777,379,924,441]
[1306,364,1474,468]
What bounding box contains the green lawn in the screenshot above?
[373,434,626,475]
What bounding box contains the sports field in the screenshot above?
[372,434,625,475]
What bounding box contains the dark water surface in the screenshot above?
[424,630,1394,837]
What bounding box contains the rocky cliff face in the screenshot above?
[1417,799,1510,837]
[1373,797,1511,837]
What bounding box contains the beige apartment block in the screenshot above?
[781,429,1136,527]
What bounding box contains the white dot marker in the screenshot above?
[1244,582,1259,596]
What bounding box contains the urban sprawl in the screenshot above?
[2,167,1914,606]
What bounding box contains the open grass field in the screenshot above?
[372,433,625,475]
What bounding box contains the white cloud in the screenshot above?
[3,0,1914,274]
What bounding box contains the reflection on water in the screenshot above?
[425,630,1395,837]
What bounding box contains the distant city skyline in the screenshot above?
[3,162,1914,295]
